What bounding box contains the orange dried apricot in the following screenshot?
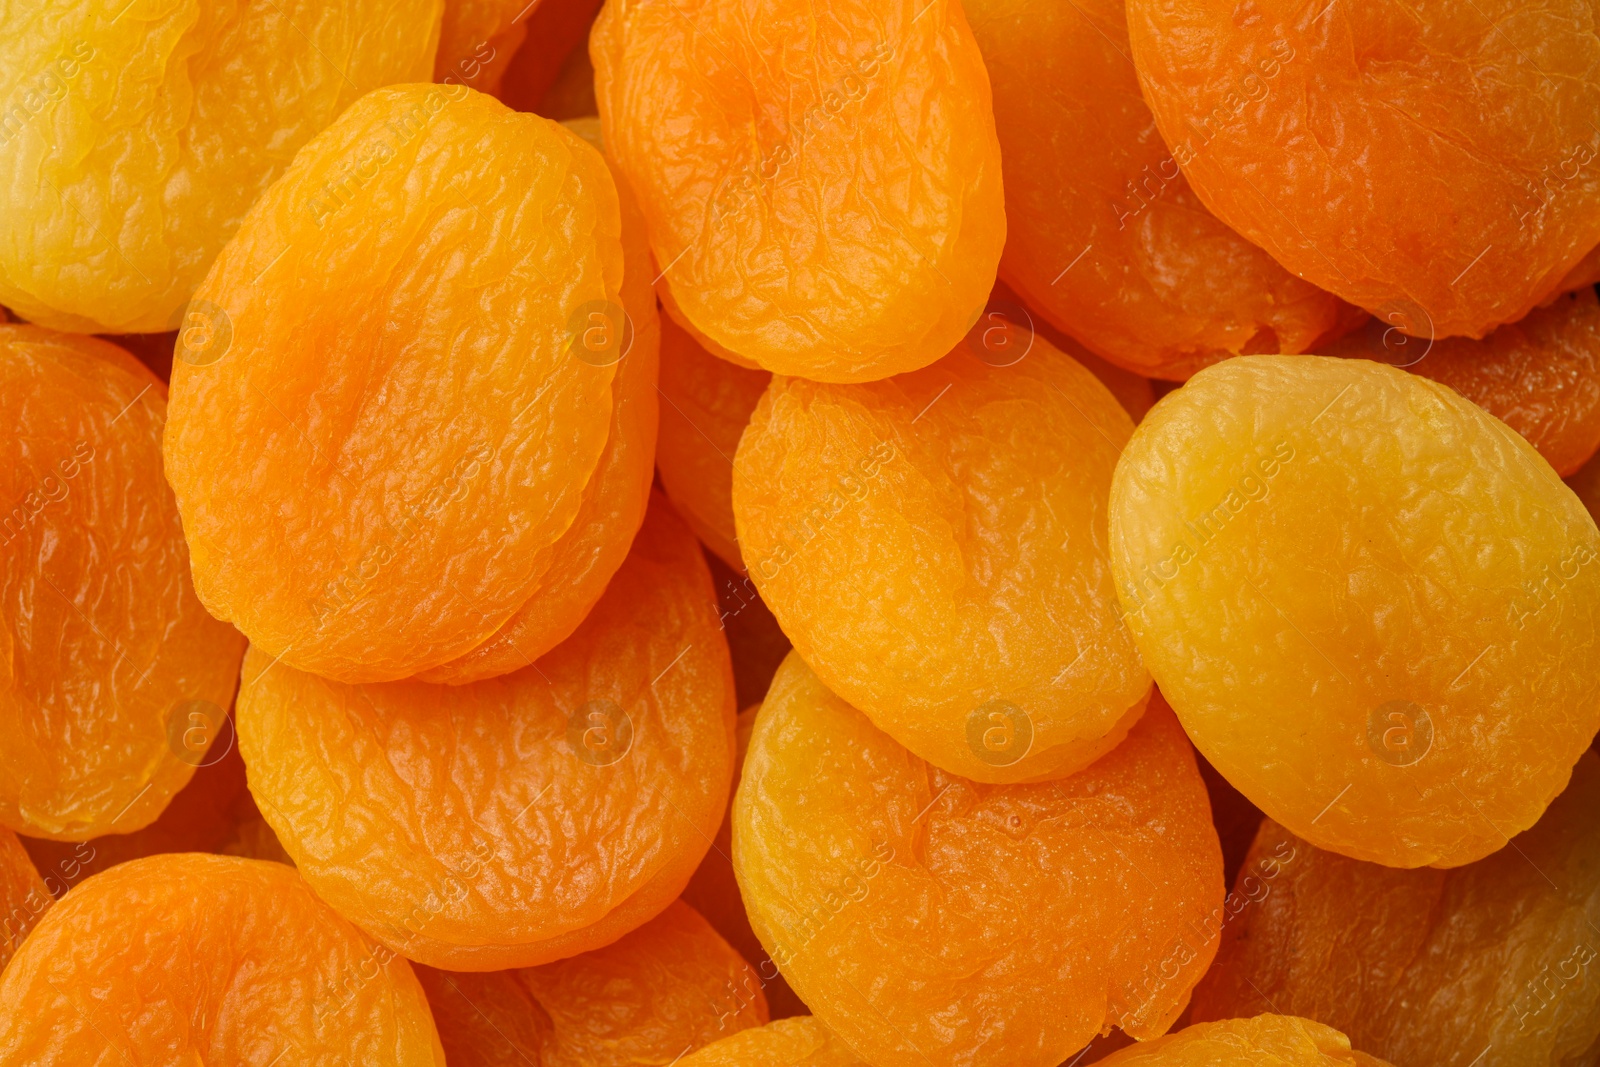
[166,85,639,684]
[0,0,441,334]
[1323,287,1600,476]
[592,0,1005,382]
[964,0,1358,379]
[734,657,1223,1067]
[1189,751,1600,1067]
[658,315,771,571]
[0,853,444,1063]
[0,828,48,975]
[417,899,768,1066]
[674,1016,869,1067]
[1110,355,1600,867]
[1092,1016,1393,1067]
[1,326,245,840]
[1125,0,1600,340]
[238,495,736,971]
[733,334,1150,783]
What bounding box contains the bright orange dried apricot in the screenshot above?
[239,495,736,971]
[417,899,768,1066]
[0,828,48,975]
[166,85,640,683]
[674,1016,870,1067]
[1126,0,1600,340]
[1323,287,1600,476]
[2,326,245,840]
[657,315,771,571]
[1110,355,1600,867]
[1092,1016,1393,1067]
[733,334,1150,783]
[734,657,1223,1067]
[964,0,1358,379]
[0,854,444,1063]
[592,0,1005,382]
[1189,751,1600,1067]
[0,0,441,334]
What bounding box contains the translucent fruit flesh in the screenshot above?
[238,496,736,971]
[734,656,1223,1067]
[733,335,1150,784]
[1109,355,1600,867]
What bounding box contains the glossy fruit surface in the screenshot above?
[166,85,630,683]
[592,0,1005,382]
[734,656,1222,1067]
[1093,1015,1393,1067]
[1190,751,1600,1067]
[1126,0,1600,340]
[675,1016,870,1067]
[239,496,736,970]
[734,335,1149,783]
[965,0,1357,379]
[1110,355,1600,867]
[0,0,441,333]
[2,326,244,840]
[0,853,445,1064]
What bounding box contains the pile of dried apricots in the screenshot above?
[1,0,1598,1063]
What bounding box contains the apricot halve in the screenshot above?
[238,496,736,970]
[1,326,245,840]
[1189,751,1600,1067]
[166,85,643,683]
[592,0,1005,382]
[1126,0,1600,340]
[734,657,1223,1067]
[0,853,445,1064]
[964,0,1357,379]
[417,899,768,1066]
[1110,355,1600,867]
[733,334,1150,783]
[0,0,441,333]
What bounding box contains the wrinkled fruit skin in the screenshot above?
[1190,752,1600,1067]
[1,326,245,840]
[1093,1015,1393,1067]
[0,853,445,1065]
[0,827,48,975]
[657,314,771,571]
[1126,0,1600,340]
[0,0,441,334]
[417,900,768,1066]
[1110,355,1600,868]
[592,0,1006,382]
[734,336,1150,784]
[734,656,1223,1067]
[675,1016,870,1067]
[1324,287,1600,476]
[964,0,1358,379]
[166,85,634,683]
[239,496,736,971]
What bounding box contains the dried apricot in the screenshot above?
[1,325,245,840]
[165,85,638,683]
[1189,751,1600,1067]
[417,899,768,1066]
[658,315,771,570]
[437,0,529,96]
[0,853,444,1063]
[0,828,48,975]
[1323,287,1600,476]
[1110,355,1600,867]
[964,0,1357,379]
[674,1016,869,1067]
[0,0,441,334]
[734,657,1223,1067]
[1092,1016,1392,1067]
[1125,0,1600,340]
[733,335,1150,783]
[238,495,736,970]
[591,0,1005,382]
